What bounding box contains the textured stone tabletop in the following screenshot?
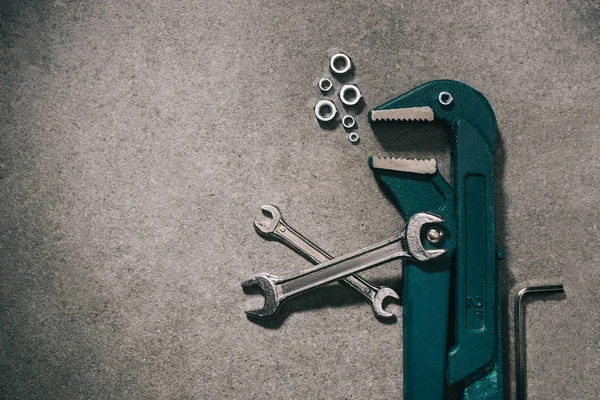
[1,1,598,399]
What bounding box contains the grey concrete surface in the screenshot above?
[1,0,599,399]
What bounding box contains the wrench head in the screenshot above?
[405,212,447,262]
[369,80,497,150]
[241,273,281,319]
[373,287,400,319]
[254,205,282,236]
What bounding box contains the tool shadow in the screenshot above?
[244,277,403,330]
[495,130,517,398]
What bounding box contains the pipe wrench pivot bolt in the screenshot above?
[243,212,446,319]
[254,205,400,319]
[370,80,503,399]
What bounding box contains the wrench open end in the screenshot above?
[373,287,401,319]
[405,213,447,262]
[241,273,281,319]
[254,205,282,236]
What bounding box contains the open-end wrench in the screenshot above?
[254,205,400,319]
[243,212,447,318]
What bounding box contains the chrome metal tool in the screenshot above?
[243,212,446,318]
[254,205,400,319]
[515,284,565,400]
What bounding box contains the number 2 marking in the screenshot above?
[467,296,483,309]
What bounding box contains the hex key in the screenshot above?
[514,284,565,400]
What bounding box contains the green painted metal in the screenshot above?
[369,80,503,399]
[369,164,455,399]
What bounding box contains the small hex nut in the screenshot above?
[318,78,333,92]
[314,100,337,123]
[348,132,360,144]
[426,227,444,244]
[438,91,453,106]
[330,53,352,75]
[340,84,362,106]
[342,115,356,129]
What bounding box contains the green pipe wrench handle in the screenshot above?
[369,80,504,399]
[369,160,455,399]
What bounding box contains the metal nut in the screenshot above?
[330,53,352,75]
[426,227,444,244]
[318,78,332,92]
[438,91,453,106]
[348,132,360,144]
[342,115,355,129]
[314,100,337,123]
[340,84,362,106]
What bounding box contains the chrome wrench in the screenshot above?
[243,212,447,318]
[254,205,400,319]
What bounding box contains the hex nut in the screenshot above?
[426,227,444,244]
[340,84,362,106]
[348,132,360,144]
[314,100,337,123]
[318,78,333,92]
[438,91,453,106]
[342,115,356,129]
[330,53,352,75]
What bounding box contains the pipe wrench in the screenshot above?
[369,80,503,399]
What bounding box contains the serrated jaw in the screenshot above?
[370,156,437,175]
[370,106,434,122]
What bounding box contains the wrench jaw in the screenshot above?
[373,288,401,319]
[405,212,447,262]
[242,274,282,319]
[254,205,282,236]
[369,80,497,149]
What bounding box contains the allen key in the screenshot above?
[514,284,565,400]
